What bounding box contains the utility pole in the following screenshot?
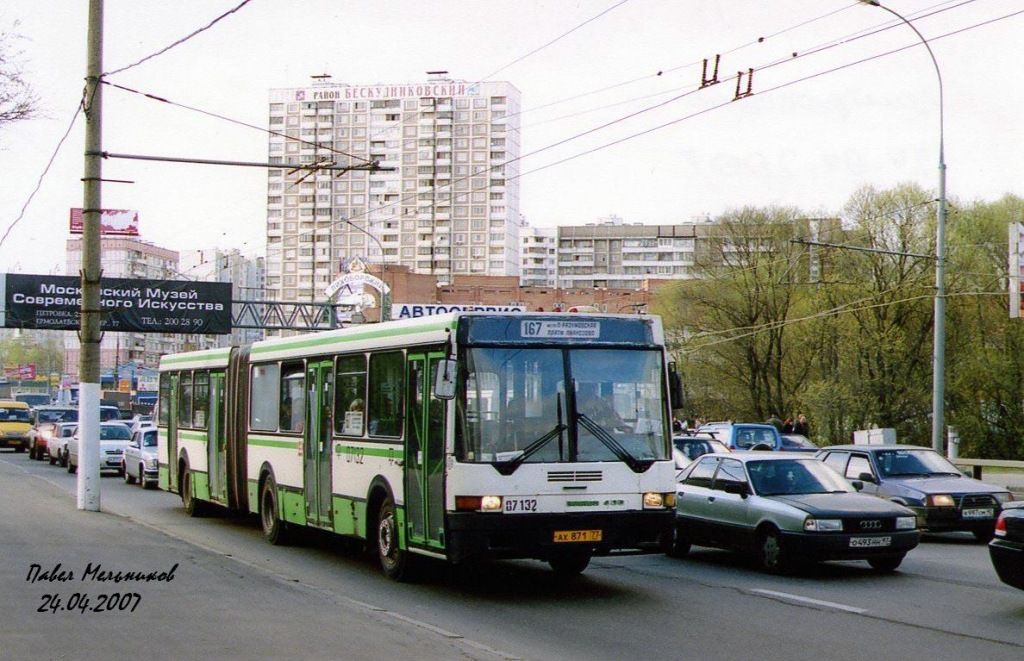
[79,0,104,511]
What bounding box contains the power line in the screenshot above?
[103,0,253,77]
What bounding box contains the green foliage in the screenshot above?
[655,187,1024,459]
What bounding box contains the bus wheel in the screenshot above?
[377,497,415,581]
[548,551,591,576]
[181,466,206,517]
[260,475,291,545]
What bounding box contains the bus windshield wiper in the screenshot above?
[493,424,568,476]
[577,414,654,474]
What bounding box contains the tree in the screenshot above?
[0,22,39,130]
[657,206,822,423]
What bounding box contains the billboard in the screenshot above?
[1010,222,1024,319]
[0,274,232,334]
[69,208,140,236]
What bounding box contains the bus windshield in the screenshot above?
[455,346,669,467]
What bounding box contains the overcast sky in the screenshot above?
[1,0,1021,276]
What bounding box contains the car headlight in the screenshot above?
[145,457,158,469]
[804,518,843,532]
[895,516,917,530]
[994,492,1014,504]
[927,494,956,507]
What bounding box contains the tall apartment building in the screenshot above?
[64,237,184,381]
[179,248,266,347]
[520,224,557,287]
[556,217,704,290]
[555,216,833,290]
[265,73,522,306]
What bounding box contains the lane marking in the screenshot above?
[751,589,867,614]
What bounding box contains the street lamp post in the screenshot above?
[861,0,947,452]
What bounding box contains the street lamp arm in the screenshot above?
[861,1,945,158]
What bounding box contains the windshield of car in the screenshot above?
[455,346,669,470]
[0,407,31,422]
[142,430,158,447]
[875,449,962,477]
[747,459,852,496]
[99,424,132,441]
[673,437,728,460]
[38,409,78,423]
[781,434,816,450]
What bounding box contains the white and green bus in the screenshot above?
[157,312,681,580]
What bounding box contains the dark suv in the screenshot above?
[816,444,1014,542]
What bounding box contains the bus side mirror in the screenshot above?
[668,362,684,410]
[434,358,457,400]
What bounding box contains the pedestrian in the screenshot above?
[782,417,794,434]
[672,417,684,433]
[792,413,809,436]
[766,413,783,431]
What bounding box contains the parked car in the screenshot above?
[0,400,31,452]
[46,422,78,466]
[27,406,78,461]
[989,502,1024,591]
[66,422,133,476]
[780,434,818,453]
[697,421,782,451]
[672,434,729,475]
[123,426,158,489]
[816,444,1014,542]
[668,453,920,573]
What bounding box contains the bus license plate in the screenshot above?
[849,536,891,548]
[962,508,994,519]
[554,530,602,543]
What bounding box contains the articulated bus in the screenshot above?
[157,312,681,580]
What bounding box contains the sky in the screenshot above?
[1,0,1022,277]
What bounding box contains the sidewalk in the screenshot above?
[0,455,491,661]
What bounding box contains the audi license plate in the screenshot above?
[849,536,891,548]
[554,530,602,543]
[962,508,995,519]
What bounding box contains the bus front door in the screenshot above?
[405,352,447,550]
[304,361,334,527]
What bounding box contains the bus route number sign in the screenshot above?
[521,320,601,339]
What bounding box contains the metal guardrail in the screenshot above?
[951,458,1024,481]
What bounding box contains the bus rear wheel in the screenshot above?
[260,475,291,545]
[181,465,207,517]
[377,497,416,581]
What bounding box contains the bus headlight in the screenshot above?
[643,492,672,509]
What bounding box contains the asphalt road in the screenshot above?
[3,450,1023,661]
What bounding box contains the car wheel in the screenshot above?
[124,464,135,484]
[60,449,68,468]
[867,553,905,572]
[48,450,57,466]
[757,527,790,573]
[548,551,592,576]
[67,457,76,474]
[972,526,996,543]
[377,496,416,581]
[663,523,692,558]
[139,467,149,489]
[259,474,291,545]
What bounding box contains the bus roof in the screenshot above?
[159,311,664,369]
